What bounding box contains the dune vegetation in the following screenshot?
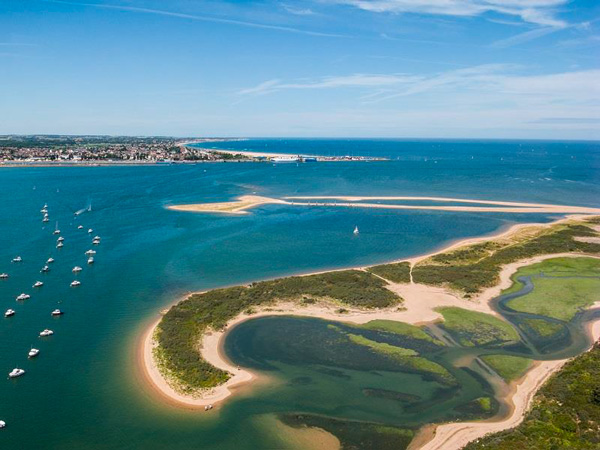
[465,343,600,450]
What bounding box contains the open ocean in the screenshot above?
[1,139,599,449]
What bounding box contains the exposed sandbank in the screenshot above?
[169,195,600,215]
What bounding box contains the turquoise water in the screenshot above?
[0,140,598,448]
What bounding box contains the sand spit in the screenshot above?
[169,195,600,215]
[141,214,600,449]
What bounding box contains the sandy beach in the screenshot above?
[140,213,600,448]
[169,194,600,215]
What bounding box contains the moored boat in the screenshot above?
[39,329,54,337]
[57,242,64,248]
[85,250,96,255]
[70,280,81,287]
[47,257,55,264]
[51,309,63,316]
[16,293,30,301]
[12,256,22,263]
[28,348,40,358]
[4,309,15,318]
[0,273,8,279]
[8,368,25,378]
[72,266,82,272]
[87,257,94,264]
[33,281,43,288]
[41,265,50,273]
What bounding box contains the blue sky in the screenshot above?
[1,0,599,138]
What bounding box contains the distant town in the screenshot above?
[0,136,386,165]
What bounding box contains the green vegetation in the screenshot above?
[280,414,415,450]
[412,221,600,296]
[508,277,600,321]
[465,343,600,450]
[480,355,533,382]
[503,256,600,296]
[357,320,444,345]
[347,334,418,357]
[155,270,401,391]
[437,307,520,347]
[362,388,421,403]
[520,318,564,338]
[367,262,411,283]
[346,333,455,385]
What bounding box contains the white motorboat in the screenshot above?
[53,229,61,235]
[47,257,55,264]
[78,225,83,229]
[72,266,82,272]
[39,329,54,337]
[41,265,50,273]
[87,257,94,264]
[353,226,359,235]
[57,242,64,248]
[92,240,100,245]
[33,281,44,288]
[85,250,96,255]
[8,368,25,378]
[41,208,47,213]
[51,309,63,316]
[88,228,93,234]
[93,236,101,241]
[28,348,40,358]
[4,309,15,318]
[16,293,30,301]
[12,256,22,263]
[0,420,5,428]
[70,280,81,287]
[57,236,65,242]
[0,273,8,279]
[43,216,49,222]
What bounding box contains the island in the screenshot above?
[141,213,600,450]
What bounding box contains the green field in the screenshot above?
[465,343,600,450]
[436,307,520,347]
[505,258,600,321]
[520,318,564,338]
[480,354,533,382]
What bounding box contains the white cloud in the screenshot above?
[331,0,569,27]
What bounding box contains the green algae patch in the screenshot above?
[357,320,444,346]
[348,334,418,357]
[436,307,520,347]
[480,354,533,382]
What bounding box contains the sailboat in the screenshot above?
[353,226,359,235]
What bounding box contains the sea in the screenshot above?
[0,139,598,449]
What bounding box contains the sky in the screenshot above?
[0,0,599,139]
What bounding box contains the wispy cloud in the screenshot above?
[491,26,562,48]
[44,0,345,38]
[331,0,569,27]
[282,4,316,16]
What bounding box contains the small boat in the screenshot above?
[28,348,40,358]
[87,257,94,264]
[72,266,82,272]
[4,309,15,318]
[92,240,100,245]
[51,309,63,316]
[16,293,30,301]
[57,242,64,249]
[204,404,214,411]
[41,265,50,273]
[70,280,81,287]
[0,420,5,428]
[39,329,54,337]
[85,250,96,255]
[88,228,93,234]
[93,236,101,241]
[8,368,25,378]
[33,281,44,288]
[78,225,83,229]
[57,236,65,242]
[53,230,61,235]
[353,226,359,235]
[0,273,8,279]
[42,217,49,223]
[12,256,22,263]
[47,257,55,264]
[41,208,47,213]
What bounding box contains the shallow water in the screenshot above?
[0,139,598,449]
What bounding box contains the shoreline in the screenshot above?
[139,213,600,448]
